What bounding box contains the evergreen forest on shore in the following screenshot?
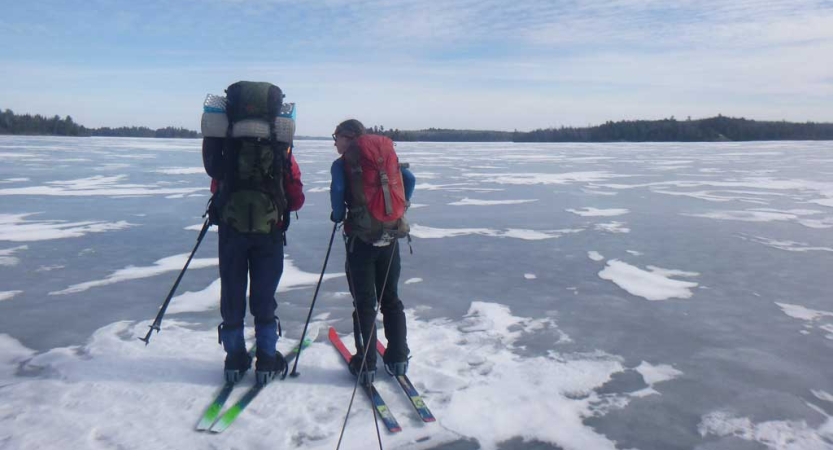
[3,108,832,142]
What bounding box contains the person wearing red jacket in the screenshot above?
[203,138,305,385]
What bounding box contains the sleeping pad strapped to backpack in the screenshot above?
[201,81,296,233]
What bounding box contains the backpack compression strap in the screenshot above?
[379,170,393,216]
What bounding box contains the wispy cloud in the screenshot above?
[1,0,831,134]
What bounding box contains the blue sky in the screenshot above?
[2,0,832,136]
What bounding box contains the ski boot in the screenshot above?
[383,350,410,376]
[349,354,377,386]
[384,360,409,376]
[255,350,288,385]
[224,350,252,383]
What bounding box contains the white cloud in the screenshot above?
[1,1,832,135]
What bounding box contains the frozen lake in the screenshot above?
[1,136,832,450]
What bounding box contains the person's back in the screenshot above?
[201,81,305,385]
[329,119,415,384]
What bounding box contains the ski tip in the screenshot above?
[304,323,321,343]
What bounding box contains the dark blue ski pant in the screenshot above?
[217,225,283,357]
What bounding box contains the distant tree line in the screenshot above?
[0,108,199,138]
[4,108,832,142]
[366,125,513,142]
[369,116,833,142]
[0,109,87,136]
[92,126,199,138]
[512,116,833,142]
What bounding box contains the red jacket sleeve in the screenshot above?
[284,153,305,212]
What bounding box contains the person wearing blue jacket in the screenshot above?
[330,119,415,385]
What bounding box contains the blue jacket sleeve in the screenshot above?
[401,167,415,202]
[330,158,347,222]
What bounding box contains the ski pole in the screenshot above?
[289,222,338,377]
[139,218,210,345]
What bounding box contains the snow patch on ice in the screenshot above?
[0,334,35,383]
[588,251,604,261]
[698,410,833,450]
[0,213,134,242]
[448,197,538,206]
[184,223,217,232]
[685,208,833,229]
[49,253,219,295]
[567,207,629,217]
[599,260,699,301]
[0,290,23,302]
[582,189,618,196]
[812,390,833,403]
[630,361,684,397]
[0,174,204,197]
[775,302,833,339]
[594,221,630,234]
[524,273,536,279]
[0,302,639,450]
[415,182,502,192]
[410,224,573,240]
[155,167,205,175]
[775,302,833,322]
[739,234,833,252]
[0,177,30,183]
[404,278,423,284]
[463,171,621,186]
[0,244,28,265]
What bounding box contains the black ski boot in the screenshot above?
[383,351,410,376]
[349,354,377,386]
[224,350,252,383]
[384,360,409,376]
[255,350,288,385]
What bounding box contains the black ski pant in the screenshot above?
[345,236,409,368]
[218,225,283,358]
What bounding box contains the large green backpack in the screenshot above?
[220,81,289,234]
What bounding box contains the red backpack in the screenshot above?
[343,134,410,243]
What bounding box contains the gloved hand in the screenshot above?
[330,212,342,223]
[206,194,222,226]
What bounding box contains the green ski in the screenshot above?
[207,325,320,433]
[195,345,257,431]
